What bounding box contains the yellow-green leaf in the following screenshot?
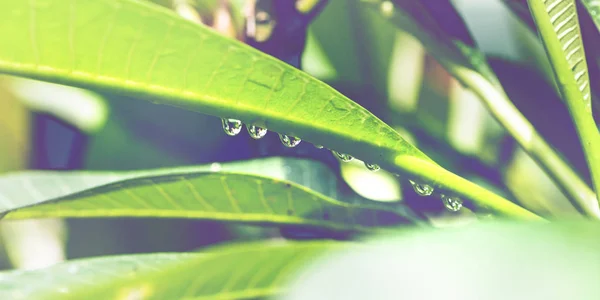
[0,240,345,299]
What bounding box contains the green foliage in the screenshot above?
[0,0,538,218]
[0,0,599,298]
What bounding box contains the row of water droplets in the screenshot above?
[408,180,463,212]
[222,118,462,212]
[221,118,379,171]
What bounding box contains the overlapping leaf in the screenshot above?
[0,158,416,232]
[285,221,600,299]
[0,240,345,299]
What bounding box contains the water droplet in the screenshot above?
[441,194,463,212]
[210,163,222,172]
[221,118,242,136]
[246,125,267,139]
[380,1,394,17]
[409,180,434,196]
[279,134,301,147]
[364,162,380,172]
[332,150,353,162]
[313,144,324,149]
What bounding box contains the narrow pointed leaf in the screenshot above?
[0,240,344,299]
[501,0,600,117]
[0,0,539,219]
[0,0,425,165]
[528,0,600,203]
[0,158,415,233]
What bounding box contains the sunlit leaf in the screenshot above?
[0,0,538,218]
[0,240,345,299]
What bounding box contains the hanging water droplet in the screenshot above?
[313,144,324,149]
[246,125,267,139]
[279,134,301,147]
[364,162,380,172]
[210,163,222,172]
[409,180,434,196]
[221,118,242,136]
[441,194,463,212]
[332,150,353,162]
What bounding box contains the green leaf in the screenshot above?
[0,0,424,163]
[0,158,415,233]
[361,0,598,218]
[0,0,539,219]
[527,0,600,205]
[286,221,600,299]
[0,240,343,299]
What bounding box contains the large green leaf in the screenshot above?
[0,158,416,232]
[0,0,540,219]
[0,240,343,299]
[501,0,600,115]
[286,221,600,299]
[527,0,600,204]
[0,0,423,164]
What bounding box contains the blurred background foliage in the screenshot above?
[0,0,593,270]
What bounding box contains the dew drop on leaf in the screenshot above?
[221,118,242,136]
[313,144,324,149]
[331,150,354,162]
[246,125,267,139]
[364,162,380,172]
[279,134,301,147]
[210,163,222,172]
[409,180,434,196]
[441,194,463,212]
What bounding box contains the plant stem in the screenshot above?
[394,155,544,221]
[448,64,600,218]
